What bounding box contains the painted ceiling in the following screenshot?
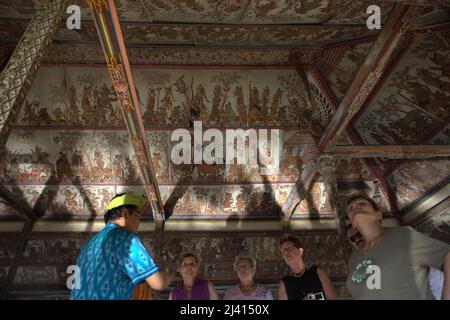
[0,0,448,239]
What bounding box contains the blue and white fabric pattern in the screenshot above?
[71,223,159,300]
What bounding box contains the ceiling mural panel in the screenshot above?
[0,20,376,47]
[194,25,376,47]
[16,67,122,127]
[324,42,373,101]
[293,182,333,215]
[430,124,450,144]
[388,159,450,209]
[0,0,150,21]
[415,199,450,244]
[412,6,450,28]
[1,131,55,184]
[334,158,373,181]
[41,44,294,65]
[0,0,39,19]
[135,68,310,128]
[143,0,246,23]
[120,24,196,45]
[325,0,394,25]
[0,20,27,41]
[354,30,450,146]
[1,129,308,186]
[15,67,310,129]
[0,0,393,25]
[241,0,348,24]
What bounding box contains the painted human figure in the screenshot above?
[210,84,222,124]
[144,87,157,122]
[269,88,283,124]
[248,86,261,124]
[161,85,175,118]
[113,154,125,180]
[234,86,247,125]
[68,85,79,124]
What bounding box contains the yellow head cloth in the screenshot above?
[106,193,147,211]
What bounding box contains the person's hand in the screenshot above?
[162,266,175,283]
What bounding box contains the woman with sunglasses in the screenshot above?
[169,252,219,300]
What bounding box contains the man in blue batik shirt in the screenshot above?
[71,193,173,300]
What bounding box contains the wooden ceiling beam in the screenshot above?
[0,184,38,221]
[305,65,401,213]
[0,0,67,153]
[384,0,449,6]
[302,145,450,159]
[88,0,165,229]
[317,4,423,152]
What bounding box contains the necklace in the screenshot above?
[363,231,384,255]
[291,268,306,277]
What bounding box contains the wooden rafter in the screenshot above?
[384,116,450,177]
[385,0,450,5]
[306,65,400,213]
[0,0,67,152]
[0,184,38,221]
[302,145,450,158]
[318,4,423,152]
[88,0,164,228]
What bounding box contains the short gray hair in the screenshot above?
[233,256,256,272]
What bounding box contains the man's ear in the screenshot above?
[298,247,304,257]
[376,210,383,222]
[122,208,131,219]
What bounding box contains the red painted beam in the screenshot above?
[306,66,401,213]
[88,0,165,223]
[318,4,422,152]
[324,145,450,158]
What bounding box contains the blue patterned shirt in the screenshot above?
[71,223,159,300]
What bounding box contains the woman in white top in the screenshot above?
[223,256,273,300]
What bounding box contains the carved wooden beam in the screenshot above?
[317,157,352,262]
[403,176,450,224]
[318,4,423,152]
[303,145,450,159]
[0,220,34,299]
[0,0,67,152]
[88,0,165,228]
[384,0,450,6]
[305,66,400,212]
[0,184,37,221]
[281,159,318,219]
[280,65,318,218]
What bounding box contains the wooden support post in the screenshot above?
[0,0,67,152]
